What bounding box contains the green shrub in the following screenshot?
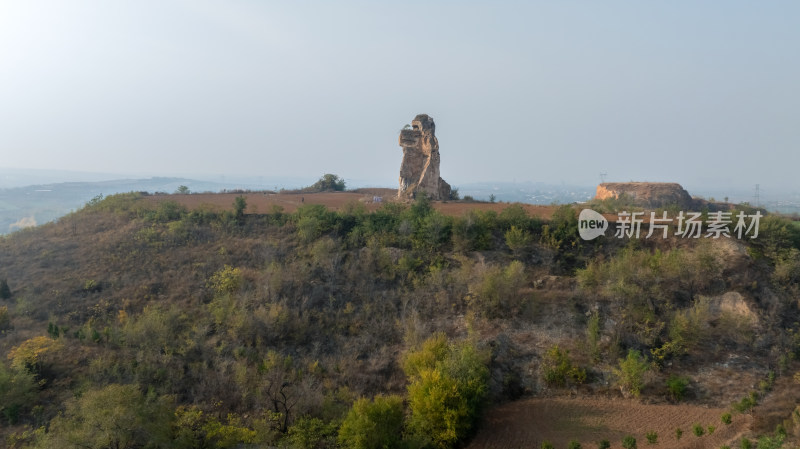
[467,260,529,318]
[692,423,704,436]
[202,413,258,448]
[721,412,732,424]
[568,440,582,449]
[597,440,610,449]
[756,434,785,449]
[173,406,261,449]
[645,431,657,444]
[622,435,637,449]
[666,375,689,401]
[283,417,338,449]
[38,384,173,448]
[541,441,554,449]
[151,200,186,222]
[338,395,404,449]
[732,391,758,413]
[413,213,453,253]
[707,425,715,435]
[739,437,752,449]
[675,428,683,440]
[451,210,493,251]
[542,345,586,387]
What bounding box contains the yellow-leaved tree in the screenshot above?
[403,333,489,449]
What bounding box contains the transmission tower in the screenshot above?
[754,184,760,208]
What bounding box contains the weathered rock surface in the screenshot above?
[595,182,693,208]
[398,114,451,200]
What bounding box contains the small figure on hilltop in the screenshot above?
[398,114,451,201]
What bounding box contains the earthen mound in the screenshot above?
[595,182,693,208]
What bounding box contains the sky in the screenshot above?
[1,1,798,191]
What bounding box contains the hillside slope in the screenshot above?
[1,192,799,448]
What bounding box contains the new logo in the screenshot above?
[578,209,608,240]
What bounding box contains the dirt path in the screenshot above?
[467,397,753,449]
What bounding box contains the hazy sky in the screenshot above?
[1,1,798,190]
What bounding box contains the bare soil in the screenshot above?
[467,396,753,449]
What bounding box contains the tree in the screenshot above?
[0,278,10,299]
[613,349,649,397]
[449,187,460,201]
[39,384,174,449]
[338,395,404,449]
[176,185,190,194]
[207,265,243,296]
[310,174,346,192]
[0,306,9,331]
[8,336,63,374]
[505,225,532,257]
[0,362,37,424]
[542,205,579,251]
[233,196,247,221]
[404,334,489,449]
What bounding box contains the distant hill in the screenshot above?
[0,177,272,234]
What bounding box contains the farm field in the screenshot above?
[467,397,752,449]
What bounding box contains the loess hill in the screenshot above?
[1,191,800,448]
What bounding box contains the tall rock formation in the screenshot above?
[398,114,451,200]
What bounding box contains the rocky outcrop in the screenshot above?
[398,114,451,200]
[595,182,693,208]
